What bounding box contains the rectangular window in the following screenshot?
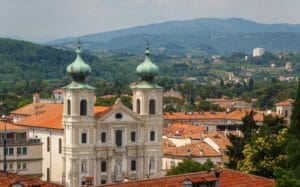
[47,168,50,182]
[8,163,13,169]
[22,163,27,169]
[17,162,21,170]
[131,160,136,171]
[131,131,136,142]
[101,161,107,172]
[115,130,122,147]
[17,147,21,155]
[5,148,14,156]
[81,132,87,144]
[47,137,50,152]
[59,139,62,154]
[17,147,27,155]
[285,110,288,117]
[101,132,106,143]
[150,131,155,141]
[101,180,107,184]
[22,147,27,155]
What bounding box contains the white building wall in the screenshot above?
[28,128,63,183]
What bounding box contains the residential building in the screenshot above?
[252,47,265,57]
[276,99,294,125]
[0,122,42,177]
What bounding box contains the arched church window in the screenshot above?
[67,99,71,115]
[80,99,87,116]
[136,99,141,114]
[149,99,156,114]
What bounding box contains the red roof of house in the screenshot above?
[164,109,275,123]
[163,141,221,157]
[163,123,206,139]
[99,169,275,187]
[0,121,28,131]
[0,171,63,187]
[13,103,111,129]
[276,99,294,106]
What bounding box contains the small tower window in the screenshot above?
[150,130,155,141]
[67,99,71,115]
[149,99,156,114]
[131,131,136,142]
[80,99,87,116]
[136,99,141,114]
[131,160,137,171]
[101,132,106,143]
[81,132,87,144]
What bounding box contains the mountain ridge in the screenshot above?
[47,18,300,55]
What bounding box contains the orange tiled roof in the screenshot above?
[276,99,294,106]
[14,103,111,129]
[220,169,276,187]
[101,171,217,187]
[163,141,221,157]
[163,123,206,139]
[164,109,275,123]
[99,169,275,187]
[0,121,28,131]
[0,171,63,187]
[204,132,231,150]
[164,111,227,120]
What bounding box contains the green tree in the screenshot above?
[226,111,258,169]
[237,128,288,178]
[166,159,213,176]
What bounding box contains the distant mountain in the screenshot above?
[47,18,300,55]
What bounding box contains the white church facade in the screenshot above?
[12,43,164,187]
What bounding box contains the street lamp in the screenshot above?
[1,114,7,172]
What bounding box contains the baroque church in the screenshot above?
[62,43,163,186]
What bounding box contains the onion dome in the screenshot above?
[136,43,159,82]
[67,43,91,82]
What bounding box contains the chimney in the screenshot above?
[33,93,40,103]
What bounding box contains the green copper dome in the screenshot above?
[136,44,159,81]
[67,45,91,82]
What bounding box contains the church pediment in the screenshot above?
[97,99,141,123]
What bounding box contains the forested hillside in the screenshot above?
[48,18,300,55]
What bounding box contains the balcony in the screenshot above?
[0,138,41,145]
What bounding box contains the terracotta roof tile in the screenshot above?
[0,121,28,131]
[163,141,221,157]
[276,99,294,106]
[99,169,275,187]
[14,103,110,129]
[0,172,63,187]
[163,123,206,139]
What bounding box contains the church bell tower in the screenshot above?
[62,42,96,187]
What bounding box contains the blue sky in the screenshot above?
[0,0,299,42]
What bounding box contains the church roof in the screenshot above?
[13,103,111,130]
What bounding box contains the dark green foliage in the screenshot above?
[166,159,214,176]
[226,111,257,169]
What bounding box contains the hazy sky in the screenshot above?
[0,0,299,42]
